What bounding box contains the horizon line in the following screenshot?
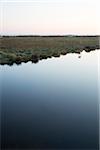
[0,34,100,37]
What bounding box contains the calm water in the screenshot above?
[0,50,100,149]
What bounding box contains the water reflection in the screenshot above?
[0,50,99,149]
[0,49,99,66]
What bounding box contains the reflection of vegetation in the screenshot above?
[0,36,99,65]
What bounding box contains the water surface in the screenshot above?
[0,50,99,149]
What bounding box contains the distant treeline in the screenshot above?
[1,35,100,38]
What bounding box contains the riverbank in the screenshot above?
[0,36,99,65]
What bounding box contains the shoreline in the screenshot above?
[0,36,99,65]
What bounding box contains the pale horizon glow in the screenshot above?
[0,0,100,35]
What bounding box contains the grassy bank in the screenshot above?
[0,36,99,65]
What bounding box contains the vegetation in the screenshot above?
[0,36,99,65]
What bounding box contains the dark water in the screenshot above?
[0,50,99,149]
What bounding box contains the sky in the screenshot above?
[0,0,100,35]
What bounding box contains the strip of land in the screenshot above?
[0,36,99,65]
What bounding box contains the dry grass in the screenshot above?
[0,36,99,65]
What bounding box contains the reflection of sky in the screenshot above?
[0,0,100,35]
[1,50,99,110]
[1,50,99,80]
[1,51,99,115]
[1,50,99,100]
[1,50,99,148]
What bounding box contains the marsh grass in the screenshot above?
[0,36,99,65]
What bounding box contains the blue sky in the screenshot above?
[0,0,100,35]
